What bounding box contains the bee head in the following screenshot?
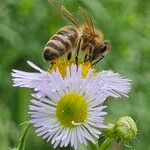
[92,41,111,60]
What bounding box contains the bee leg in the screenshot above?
[75,38,83,67]
[84,54,88,62]
[49,62,54,70]
[67,52,72,61]
[89,44,94,63]
[91,55,104,67]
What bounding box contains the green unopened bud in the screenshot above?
[114,116,137,143]
[102,123,115,138]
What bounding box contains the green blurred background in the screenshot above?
[0,0,149,149]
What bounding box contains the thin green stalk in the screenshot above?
[18,123,31,150]
[89,141,99,150]
[99,138,114,150]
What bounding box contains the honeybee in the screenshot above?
[44,0,110,66]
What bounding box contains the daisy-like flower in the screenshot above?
[11,61,131,149]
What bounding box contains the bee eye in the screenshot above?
[99,44,107,53]
[99,41,110,53]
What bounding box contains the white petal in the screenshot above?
[97,71,131,98]
[27,61,45,73]
[64,129,72,147]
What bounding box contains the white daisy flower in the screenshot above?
[11,61,131,149]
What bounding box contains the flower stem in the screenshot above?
[89,141,99,150]
[18,123,31,150]
[99,138,114,150]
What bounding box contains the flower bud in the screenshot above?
[114,116,137,143]
[102,123,115,138]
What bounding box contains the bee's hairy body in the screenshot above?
[44,1,110,65]
[44,25,103,62]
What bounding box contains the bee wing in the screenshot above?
[60,6,80,28]
[78,7,95,35]
[48,0,79,28]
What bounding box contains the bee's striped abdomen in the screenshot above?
[44,27,78,61]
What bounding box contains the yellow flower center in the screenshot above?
[48,59,92,78]
[56,93,87,127]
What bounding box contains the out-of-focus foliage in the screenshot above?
[0,0,149,149]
